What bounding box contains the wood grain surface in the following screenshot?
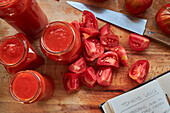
[0,0,170,113]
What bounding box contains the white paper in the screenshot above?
[107,80,170,113]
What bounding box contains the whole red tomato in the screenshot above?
[156,3,170,35]
[125,0,153,14]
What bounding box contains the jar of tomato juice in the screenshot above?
[0,33,45,74]
[0,0,48,39]
[40,21,82,64]
[9,70,54,104]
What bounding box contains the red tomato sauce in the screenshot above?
[0,38,25,65]
[0,0,48,39]
[44,24,73,52]
[12,72,39,100]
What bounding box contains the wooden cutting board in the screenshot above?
[0,0,169,113]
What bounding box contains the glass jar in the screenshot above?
[0,33,45,74]
[9,70,54,104]
[0,0,48,39]
[40,21,82,64]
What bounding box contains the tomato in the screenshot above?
[98,24,114,37]
[81,67,97,88]
[96,67,113,86]
[129,60,149,84]
[111,46,128,67]
[71,20,82,35]
[63,73,81,93]
[155,3,170,35]
[82,10,98,30]
[68,57,86,74]
[129,33,150,51]
[81,27,99,40]
[125,0,153,14]
[93,0,106,1]
[97,51,119,69]
[100,34,119,50]
[83,38,104,62]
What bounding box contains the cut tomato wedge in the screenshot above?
[81,27,99,40]
[129,60,149,84]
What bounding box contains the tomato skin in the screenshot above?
[81,67,97,88]
[111,46,128,67]
[129,60,149,84]
[129,33,150,51]
[68,57,86,74]
[93,0,106,2]
[82,10,98,30]
[97,51,119,69]
[96,66,113,86]
[100,34,119,50]
[83,38,104,62]
[63,73,81,93]
[98,24,114,38]
[125,0,153,14]
[71,20,82,35]
[81,27,99,40]
[155,3,170,35]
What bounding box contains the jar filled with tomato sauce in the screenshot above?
[0,33,45,74]
[0,0,48,39]
[9,70,54,104]
[40,21,82,64]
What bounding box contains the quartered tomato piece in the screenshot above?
[81,27,99,40]
[129,60,149,84]
[99,24,114,37]
[81,67,97,88]
[100,34,119,50]
[129,33,150,51]
[63,73,81,93]
[83,38,104,62]
[71,20,82,35]
[96,66,113,86]
[97,51,119,69]
[68,57,86,74]
[111,46,128,67]
[82,10,98,30]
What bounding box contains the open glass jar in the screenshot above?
[0,33,44,74]
[40,21,82,64]
[9,70,54,104]
[0,0,48,39]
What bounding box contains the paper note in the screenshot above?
[107,80,170,113]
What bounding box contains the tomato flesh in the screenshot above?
[129,33,150,51]
[68,57,86,74]
[71,20,82,35]
[96,67,113,86]
[81,67,97,88]
[97,51,119,69]
[129,60,149,84]
[98,24,114,37]
[82,10,98,30]
[81,27,99,40]
[83,38,104,62]
[111,46,128,67]
[63,73,81,93]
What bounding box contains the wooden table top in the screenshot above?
[0,0,169,113]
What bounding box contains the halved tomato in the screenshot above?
[63,73,81,93]
[98,24,114,37]
[129,60,149,84]
[83,38,104,62]
[100,34,119,50]
[81,67,97,88]
[111,46,128,67]
[82,10,98,30]
[96,66,113,86]
[97,51,119,69]
[68,57,86,74]
[129,33,150,51]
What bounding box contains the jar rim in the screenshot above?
[9,70,41,103]
[0,0,17,8]
[40,21,76,55]
[0,35,27,66]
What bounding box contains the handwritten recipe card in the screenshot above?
[102,72,170,113]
